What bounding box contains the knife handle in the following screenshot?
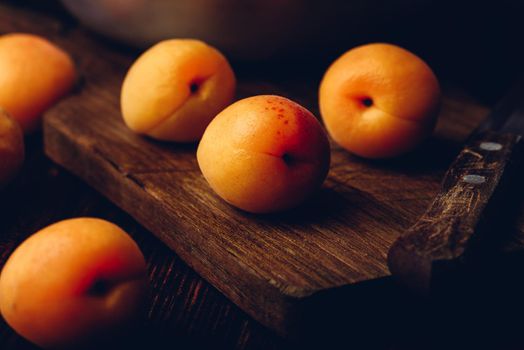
[388,130,523,294]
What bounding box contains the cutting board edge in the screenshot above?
[43,111,350,338]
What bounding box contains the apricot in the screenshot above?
[197,95,330,213]
[0,218,148,348]
[319,43,441,158]
[121,39,236,142]
[0,33,76,133]
[0,108,24,187]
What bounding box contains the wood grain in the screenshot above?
[0,4,287,349]
[3,2,524,348]
[33,8,496,337]
[2,0,514,339]
[0,136,287,350]
[388,130,523,293]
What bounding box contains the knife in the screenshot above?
[387,79,524,294]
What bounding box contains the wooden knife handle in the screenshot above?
[388,130,523,294]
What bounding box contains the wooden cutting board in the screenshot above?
[4,3,490,338]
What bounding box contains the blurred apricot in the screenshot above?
[121,39,236,142]
[319,43,441,158]
[0,33,76,133]
[0,218,148,348]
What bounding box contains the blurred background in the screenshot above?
[14,0,524,104]
[2,2,524,349]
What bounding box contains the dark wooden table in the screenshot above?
[2,2,524,350]
[0,3,288,349]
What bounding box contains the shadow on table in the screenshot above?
[292,249,524,350]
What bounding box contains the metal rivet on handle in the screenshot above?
[480,142,502,151]
[462,174,486,184]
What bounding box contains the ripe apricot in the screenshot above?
[121,39,236,142]
[319,43,441,158]
[197,95,330,213]
[0,218,148,348]
[0,108,24,187]
[0,33,76,133]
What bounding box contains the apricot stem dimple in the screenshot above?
[361,97,373,107]
[189,81,200,94]
[87,279,110,296]
[189,76,210,95]
[282,153,293,165]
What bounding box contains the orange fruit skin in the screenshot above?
[0,218,148,349]
[0,33,76,133]
[197,95,330,213]
[319,43,441,158]
[0,108,24,187]
[121,39,236,142]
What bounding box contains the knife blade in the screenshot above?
[387,79,524,294]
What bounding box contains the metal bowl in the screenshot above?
[61,0,431,60]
